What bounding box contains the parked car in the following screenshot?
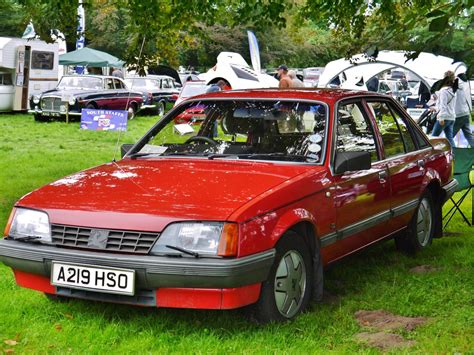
[29,75,144,121]
[125,75,180,116]
[303,67,324,87]
[377,79,413,105]
[1,89,456,323]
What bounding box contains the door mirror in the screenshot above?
[121,144,134,158]
[334,151,371,174]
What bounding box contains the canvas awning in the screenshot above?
[59,47,124,67]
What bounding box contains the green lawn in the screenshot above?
[0,114,472,353]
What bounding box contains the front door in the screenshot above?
[327,99,391,262]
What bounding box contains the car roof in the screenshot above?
[62,74,118,80]
[189,88,387,104]
[125,75,175,80]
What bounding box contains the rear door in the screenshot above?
[365,99,428,230]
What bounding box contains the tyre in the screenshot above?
[154,101,165,117]
[395,191,435,254]
[251,231,314,323]
[127,104,136,120]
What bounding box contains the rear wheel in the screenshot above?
[128,104,136,120]
[395,191,435,254]
[251,231,313,323]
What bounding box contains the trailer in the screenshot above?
[0,37,59,112]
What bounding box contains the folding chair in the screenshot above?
[443,147,474,228]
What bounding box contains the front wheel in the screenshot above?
[395,191,435,254]
[154,101,165,116]
[251,231,313,323]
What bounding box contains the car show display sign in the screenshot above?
[80,109,128,131]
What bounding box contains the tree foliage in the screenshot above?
[0,0,471,72]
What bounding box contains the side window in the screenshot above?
[162,79,171,88]
[106,78,114,89]
[367,101,416,159]
[114,79,124,89]
[336,101,378,162]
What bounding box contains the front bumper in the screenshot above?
[28,109,81,117]
[0,239,275,289]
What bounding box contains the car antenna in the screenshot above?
[112,35,146,163]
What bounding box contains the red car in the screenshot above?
[0,89,456,323]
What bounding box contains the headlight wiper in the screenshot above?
[165,245,200,258]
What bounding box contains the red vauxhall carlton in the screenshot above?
[0,89,457,323]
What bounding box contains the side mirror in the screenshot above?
[121,144,134,158]
[334,151,371,174]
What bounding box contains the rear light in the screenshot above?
[217,223,239,257]
[171,94,178,101]
[4,208,16,237]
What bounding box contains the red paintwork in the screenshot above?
[10,89,454,309]
[156,284,261,309]
[14,270,55,294]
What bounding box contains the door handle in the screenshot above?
[417,159,425,168]
[379,171,388,180]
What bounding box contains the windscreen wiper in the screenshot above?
[208,153,309,161]
[165,245,200,258]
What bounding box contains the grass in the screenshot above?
[0,113,473,353]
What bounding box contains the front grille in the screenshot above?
[41,97,63,112]
[51,224,160,254]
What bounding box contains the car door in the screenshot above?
[112,78,128,110]
[365,99,427,231]
[328,99,392,261]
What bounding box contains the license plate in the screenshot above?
[43,112,61,117]
[51,262,135,296]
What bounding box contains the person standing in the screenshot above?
[111,67,124,79]
[288,70,304,88]
[453,73,474,147]
[206,80,226,93]
[277,65,292,88]
[431,71,457,148]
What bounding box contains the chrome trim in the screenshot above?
[391,199,419,217]
[320,232,337,247]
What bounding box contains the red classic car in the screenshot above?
[1,89,457,323]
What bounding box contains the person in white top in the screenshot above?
[453,73,474,147]
[288,70,305,88]
[431,71,457,147]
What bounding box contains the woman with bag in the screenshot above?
[431,71,458,147]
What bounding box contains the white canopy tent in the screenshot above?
[317,50,468,90]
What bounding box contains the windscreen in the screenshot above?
[133,100,327,163]
[57,76,102,90]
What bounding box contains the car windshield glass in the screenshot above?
[57,76,103,90]
[134,100,327,163]
[125,78,159,90]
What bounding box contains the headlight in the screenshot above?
[151,222,238,257]
[7,208,51,243]
[32,95,40,104]
[68,97,76,105]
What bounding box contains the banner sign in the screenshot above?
[80,109,128,131]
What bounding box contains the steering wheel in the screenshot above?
[185,136,217,146]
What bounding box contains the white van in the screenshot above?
[0,37,58,112]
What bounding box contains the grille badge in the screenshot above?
[88,229,108,249]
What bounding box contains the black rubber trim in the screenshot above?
[0,239,275,288]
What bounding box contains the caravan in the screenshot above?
[0,37,59,112]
